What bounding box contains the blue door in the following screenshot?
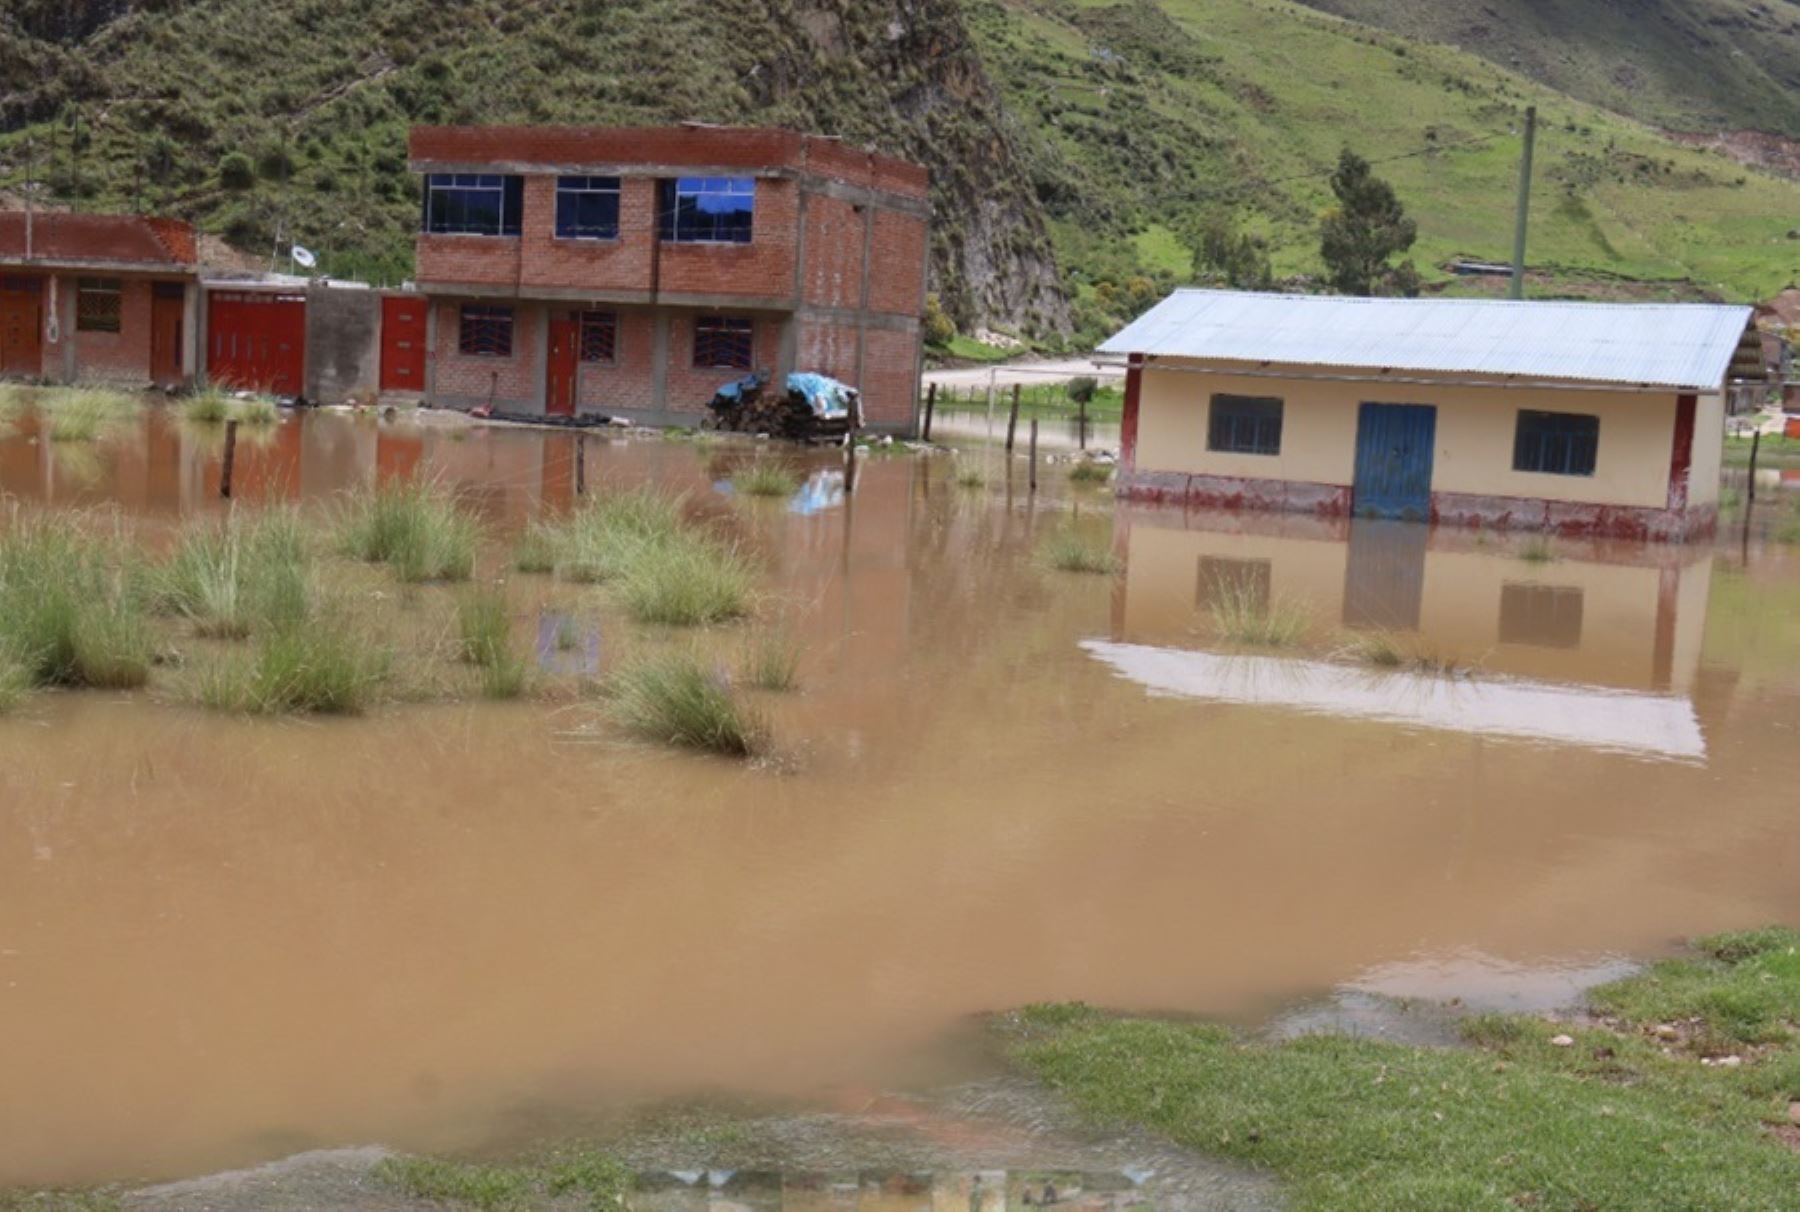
[1352,403,1437,521]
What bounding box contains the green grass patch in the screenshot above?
[730,462,801,498]
[618,536,753,627]
[1003,930,1800,1211]
[1039,531,1120,575]
[455,586,528,700]
[374,1147,629,1212]
[0,520,154,690]
[337,480,479,583]
[513,521,560,574]
[740,632,800,692]
[609,651,766,757]
[182,389,233,424]
[1207,583,1311,648]
[543,489,687,584]
[1067,459,1113,486]
[198,613,389,715]
[40,387,138,442]
[154,509,310,638]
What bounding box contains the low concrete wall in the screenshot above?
[304,285,379,404]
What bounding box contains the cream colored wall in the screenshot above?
[1121,524,1347,644]
[1137,361,1686,510]
[1688,391,1724,507]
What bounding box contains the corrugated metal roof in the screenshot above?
[1099,290,1755,391]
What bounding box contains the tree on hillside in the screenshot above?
[1319,149,1420,297]
[1191,213,1273,291]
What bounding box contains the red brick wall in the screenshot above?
[801,194,864,310]
[656,178,800,299]
[858,325,922,429]
[520,177,657,294]
[416,234,521,288]
[867,210,926,317]
[431,300,539,405]
[796,318,860,388]
[663,311,785,417]
[70,276,153,383]
[575,308,657,414]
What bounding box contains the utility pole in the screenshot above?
[1509,105,1537,301]
[23,137,34,261]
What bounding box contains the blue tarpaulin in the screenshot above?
[786,373,859,421]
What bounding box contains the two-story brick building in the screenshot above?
[405,125,930,432]
[0,212,199,388]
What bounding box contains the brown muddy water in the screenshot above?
[2,406,1799,1188]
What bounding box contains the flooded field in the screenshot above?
[2,405,1798,1189]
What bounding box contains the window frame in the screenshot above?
[1512,409,1600,478]
[75,277,123,334]
[457,304,515,358]
[578,311,618,365]
[555,176,622,241]
[659,176,756,245]
[422,173,523,237]
[1206,393,1284,457]
[693,315,754,371]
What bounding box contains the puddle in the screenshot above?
[2,406,1799,1189]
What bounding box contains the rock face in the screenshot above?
[0,0,1072,337]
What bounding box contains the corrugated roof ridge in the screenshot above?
[1164,287,1750,314]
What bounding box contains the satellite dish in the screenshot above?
[290,244,318,269]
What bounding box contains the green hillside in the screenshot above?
[1,0,1796,350]
[977,0,1800,343]
[1293,0,1800,139]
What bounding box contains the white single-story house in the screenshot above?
[1102,291,1764,541]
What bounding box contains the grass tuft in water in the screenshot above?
[156,509,310,638]
[610,652,766,756]
[43,387,139,442]
[455,586,528,699]
[232,395,280,425]
[731,462,801,498]
[1516,535,1558,563]
[1039,531,1120,575]
[549,488,687,584]
[182,389,233,424]
[0,520,154,690]
[1067,459,1113,485]
[200,615,388,715]
[0,646,31,711]
[618,538,754,626]
[337,480,479,583]
[1207,583,1309,648]
[512,521,559,574]
[953,462,988,490]
[741,632,800,691]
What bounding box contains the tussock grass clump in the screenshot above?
[155,509,310,638]
[337,480,479,582]
[200,616,388,715]
[1039,531,1120,575]
[610,652,765,756]
[1517,535,1558,563]
[741,632,800,691]
[43,387,139,442]
[513,521,559,573]
[618,537,754,626]
[1067,459,1113,485]
[548,488,686,584]
[455,586,529,699]
[0,648,30,711]
[953,462,989,490]
[183,389,233,424]
[0,520,154,690]
[232,395,280,425]
[731,462,801,498]
[1340,630,1405,668]
[1207,582,1310,648]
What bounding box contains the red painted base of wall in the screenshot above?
[1117,471,1717,543]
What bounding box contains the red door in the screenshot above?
[546,318,578,416]
[150,282,185,387]
[0,276,43,377]
[207,292,305,396]
[379,296,427,393]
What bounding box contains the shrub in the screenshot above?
[337,481,478,582]
[1040,531,1120,575]
[618,537,753,626]
[923,293,957,346]
[219,151,255,190]
[1065,376,1098,405]
[610,652,765,756]
[731,463,801,498]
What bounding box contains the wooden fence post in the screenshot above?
[1005,383,1022,453]
[1028,417,1039,493]
[219,420,239,499]
[921,382,937,442]
[1747,429,1762,504]
[575,432,587,496]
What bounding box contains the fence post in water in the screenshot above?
[921,382,937,443]
[1747,429,1761,504]
[575,432,587,496]
[219,420,239,499]
[1005,383,1022,453]
[1078,396,1089,451]
[1028,417,1039,493]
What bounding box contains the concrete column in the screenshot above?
[651,309,670,413]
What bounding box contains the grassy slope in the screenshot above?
[1004,928,1800,1211]
[973,0,1800,341]
[1293,0,1800,140]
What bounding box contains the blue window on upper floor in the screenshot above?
[1513,409,1599,477]
[556,176,621,240]
[422,174,522,236]
[658,177,754,244]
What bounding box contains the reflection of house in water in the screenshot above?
[1102,509,1716,760]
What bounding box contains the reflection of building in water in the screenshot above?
[1104,508,1715,760]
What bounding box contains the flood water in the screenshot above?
[2,408,1798,1188]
